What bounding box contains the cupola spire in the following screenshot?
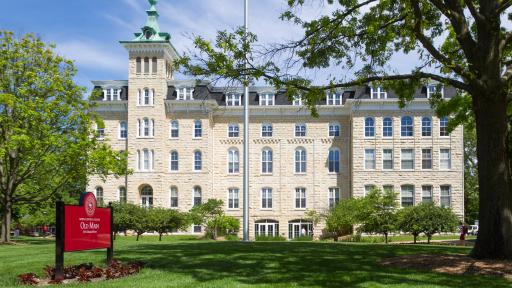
[129,0,170,42]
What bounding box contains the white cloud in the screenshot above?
[56,40,126,73]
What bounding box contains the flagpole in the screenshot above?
[242,0,250,242]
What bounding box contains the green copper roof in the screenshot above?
[127,0,171,42]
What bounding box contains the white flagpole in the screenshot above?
[242,0,250,242]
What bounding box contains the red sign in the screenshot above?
[64,192,111,252]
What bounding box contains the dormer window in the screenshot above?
[427,84,443,98]
[327,93,342,105]
[106,89,112,101]
[103,88,121,101]
[177,87,194,100]
[292,95,303,106]
[113,89,120,100]
[370,86,387,99]
[259,93,275,106]
[226,93,241,106]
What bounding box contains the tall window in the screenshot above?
[422,117,432,136]
[177,87,194,100]
[364,149,376,169]
[259,93,275,106]
[118,186,127,204]
[119,121,127,139]
[228,188,239,209]
[228,149,240,173]
[106,89,112,101]
[382,149,393,169]
[422,185,433,203]
[440,117,449,136]
[329,187,340,209]
[422,148,432,169]
[170,120,179,138]
[401,116,414,137]
[138,149,154,171]
[382,117,393,137]
[261,123,273,137]
[401,185,414,207]
[365,117,375,137]
[295,148,306,173]
[293,95,303,106]
[112,89,120,101]
[136,57,141,73]
[194,120,202,138]
[170,151,178,171]
[327,93,342,105]
[371,86,387,99]
[152,57,157,73]
[170,186,178,208]
[226,93,241,106]
[193,186,202,207]
[141,185,153,208]
[329,122,340,137]
[401,149,414,170]
[440,185,451,208]
[140,118,154,137]
[144,57,149,73]
[228,124,239,137]
[328,148,340,173]
[96,123,105,139]
[295,123,306,137]
[262,148,273,173]
[261,188,272,208]
[194,150,202,171]
[143,89,152,105]
[295,187,306,209]
[427,84,443,98]
[95,187,104,206]
[440,149,451,169]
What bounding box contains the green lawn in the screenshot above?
[0,236,509,288]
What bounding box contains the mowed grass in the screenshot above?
[0,236,509,288]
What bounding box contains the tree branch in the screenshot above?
[464,0,486,23]
[497,0,512,15]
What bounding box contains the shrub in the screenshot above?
[224,234,240,241]
[291,235,313,241]
[255,235,287,241]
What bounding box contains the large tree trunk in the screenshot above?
[1,198,12,243]
[471,91,512,259]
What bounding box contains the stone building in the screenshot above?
[87,0,463,239]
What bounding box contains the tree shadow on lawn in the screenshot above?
[113,241,512,288]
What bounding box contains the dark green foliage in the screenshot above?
[190,199,239,239]
[146,207,189,241]
[358,188,399,244]
[255,235,287,241]
[397,203,460,244]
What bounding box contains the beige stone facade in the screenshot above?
[87,4,463,240]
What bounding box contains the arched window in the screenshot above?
[170,150,178,171]
[365,117,375,137]
[255,219,279,237]
[193,186,202,207]
[295,187,307,208]
[422,117,432,136]
[262,148,273,173]
[136,57,141,74]
[119,121,127,139]
[119,186,127,204]
[194,150,202,171]
[329,122,340,137]
[228,148,239,173]
[140,148,153,171]
[95,186,104,206]
[401,116,414,137]
[144,89,150,105]
[382,117,393,137]
[194,120,202,138]
[170,186,178,208]
[141,185,153,208]
[440,116,449,136]
[295,148,306,173]
[152,57,157,74]
[261,188,272,209]
[144,57,149,73]
[170,120,179,138]
[328,148,340,173]
[137,89,141,105]
[143,118,150,137]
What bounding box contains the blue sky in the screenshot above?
[0,0,418,91]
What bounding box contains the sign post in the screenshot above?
[54,192,113,280]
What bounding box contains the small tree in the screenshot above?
[325,198,364,241]
[147,208,189,241]
[129,206,150,241]
[398,203,460,244]
[189,199,224,239]
[112,203,139,240]
[359,188,399,244]
[208,215,240,237]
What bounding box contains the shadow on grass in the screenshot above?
[111,241,511,288]
[11,236,55,246]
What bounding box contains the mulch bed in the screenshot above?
[17,260,145,286]
[380,254,512,279]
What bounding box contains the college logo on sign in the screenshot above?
[81,192,97,217]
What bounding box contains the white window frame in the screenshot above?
[365,117,375,138]
[193,186,202,207]
[426,84,444,98]
[422,148,433,170]
[440,148,451,170]
[370,86,387,99]
[170,150,179,172]
[329,122,340,137]
[259,93,275,106]
[261,148,273,174]
[382,149,393,170]
[193,120,202,138]
[295,187,307,209]
[295,123,306,137]
[228,148,240,174]
[295,148,307,174]
[193,150,202,172]
[401,116,414,137]
[261,188,273,209]
[292,95,303,106]
[422,185,433,203]
[328,148,340,173]
[261,123,273,137]
[326,93,342,105]
[401,149,414,170]
[364,149,376,170]
[177,87,194,100]
[170,186,178,208]
[118,186,127,204]
[226,93,241,106]
[400,185,415,207]
[328,187,340,209]
[228,124,240,138]
[421,117,432,137]
[119,121,128,139]
[170,120,179,138]
[382,117,393,138]
[440,117,450,137]
[228,188,240,209]
[440,185,452,208]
